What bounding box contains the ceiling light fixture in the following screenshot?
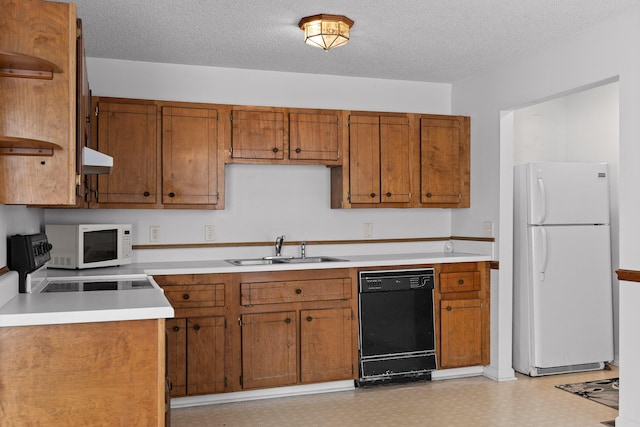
[298,14,354,51]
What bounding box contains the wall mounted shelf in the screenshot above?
[0,50,62,80]
[0,136,62,156]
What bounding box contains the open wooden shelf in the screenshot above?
[0,136,63,156]
[0,50,62,80]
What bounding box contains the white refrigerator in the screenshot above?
[513,162,614,376]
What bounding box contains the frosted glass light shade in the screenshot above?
[298,14,354,51]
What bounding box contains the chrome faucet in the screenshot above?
[300,241,306,258]
[275,235,285,257]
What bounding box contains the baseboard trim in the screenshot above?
[431,366,484,380]
[171,380,355,409]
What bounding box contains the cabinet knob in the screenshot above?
[306,316,313,322]
[386,192,392,197]
[458,279,465,285]
[143,191,150,197]
[272,147,279,153]
[285,318,291,324]
[295,288,302,294]
[193,324,200,331]
[370,193,376,198]
[182,294,190,300]
[446,306,452,311]
[295,148,301,153]
[426,192,432,198]
[169,192,175,198]
[172,326,180,332]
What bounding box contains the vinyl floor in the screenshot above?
[171,365,619,427]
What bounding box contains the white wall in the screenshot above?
[452,8,640,426]
[45,60,455,262]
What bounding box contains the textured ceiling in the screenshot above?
[62,0,640,83]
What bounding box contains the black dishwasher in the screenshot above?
[358,268,436,385]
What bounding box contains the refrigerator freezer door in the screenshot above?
[529,224,614,368]
[526,162,610,225]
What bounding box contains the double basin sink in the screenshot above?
[226,256,347,266]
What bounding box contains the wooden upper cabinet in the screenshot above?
[420,115,470,207]
[380,116,411,203]
[230,109,285,160]
[289,110,340,163]
[95,100,158,205]
[348,114,411,205]
[162,106,220,207]
[0,0,77,205]
[349,115,381,203]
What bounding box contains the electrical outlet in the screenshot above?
[205,225,216,241]
[483,221,494,238]
[149,226,161,243]
[364,223,374,238]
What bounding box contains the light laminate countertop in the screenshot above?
[0,252,491,328]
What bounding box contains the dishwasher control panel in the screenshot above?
[359,268,434,293]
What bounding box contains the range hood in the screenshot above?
[82,147,113,175]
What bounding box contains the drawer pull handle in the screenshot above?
[370,193,376,198]
[295,148,301,153]
[426,192,432,198]
[172,326,180,332]
[169,192,175,197]
[285,318,291,324]
[306,316,313,322]
[273,147,279,153]
[183,294,190,300]
[458,279,465,285]
[386,192,392,197]
[193,324,200,331]
[143,191,150,197]
[446,306,452,311]
[295,289,302,294]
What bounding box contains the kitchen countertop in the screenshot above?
[0,251,490,328]
[46,251,492,277]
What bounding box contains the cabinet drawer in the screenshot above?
[163,284,225,308]
[241,278,351,306]
[440,271,480,293]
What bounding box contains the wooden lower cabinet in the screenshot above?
[241,311,298,389]
[436,262,490,369]
[237,269,357,391]
[439,298,483,367]
[300,307,353,383]
[0,319,166,426]
[166,316,225,397]
[155,274,229,397]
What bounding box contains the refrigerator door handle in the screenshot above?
[540,227,548,281]
[537,176,547,224]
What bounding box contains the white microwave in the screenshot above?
[45,224,133,269]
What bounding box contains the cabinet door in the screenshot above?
[380,116,411,203]
[187,316,225,395]
[349,115,380,203]
[162,106,219,205]
[231,110,285,160]
[300,308,353,383]
[96,101,157,204]
[241,311,297,389]
[289,111,340,162]
[420,117,462,205]
[166,318,187,397]
[439,299,483,368]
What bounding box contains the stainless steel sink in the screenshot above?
[225,258,284,266]
[225,256,346,266]
[283,256,346,264]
